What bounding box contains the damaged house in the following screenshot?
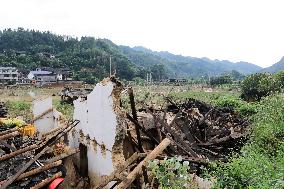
[0,76,250,188]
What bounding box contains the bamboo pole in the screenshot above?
[0,146,51,188]
[0,144,38,162]
[45,148,79,163]
[0,160,62,185]
[94,152,141,189]
[0,127,18,136]
[0,131,20,141]
[117,138,171,189]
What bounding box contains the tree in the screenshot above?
[150,64,167,81]
[210,75,233,86]
[241,73,280,101]
[230,70,245,80]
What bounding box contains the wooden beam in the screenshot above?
[117,138,171,189]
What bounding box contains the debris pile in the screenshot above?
[60,87,92,104]
[0,78,251,189]
[0,120,80,188]
[0,102,8,118]
[159,98,249,160]
[92,85,250,188]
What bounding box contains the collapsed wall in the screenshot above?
[67,77,127,187]
[33,96,66,134]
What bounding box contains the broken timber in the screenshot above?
[0,144,38,161]
[117,138,171,189]
[0,160,62,185]
[30,171,63,189]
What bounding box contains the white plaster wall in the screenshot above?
[33,96,54,133]
[34,112,54,133]
[33,96,65,134]
[71,80,118,186]
[33,96,52,117]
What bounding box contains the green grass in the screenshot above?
[53,99,74,121]
[5,101,32,121]
[169,91,240,104]
[210,93,284,189]
[170,91,258,117]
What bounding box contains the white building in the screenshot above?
[0,67,19,83]
[28,68,57,85]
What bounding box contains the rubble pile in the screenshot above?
[0,78,251,189]
[93,86,250,188]
[0,102,8,118]
[0,127,51,188]
[0,120,80,189]
[60,87,92,104]
[163,98,249,159]
[134,98,249,163]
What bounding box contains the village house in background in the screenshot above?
[0,67,19,84]
[27,67,73,85]
[0,66,73,85]
[27,68,57,85]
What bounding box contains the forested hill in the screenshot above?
[0,28,263,82]
[0,28,147,82]
[127,46,262,77]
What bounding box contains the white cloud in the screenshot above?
[1,0,284,67]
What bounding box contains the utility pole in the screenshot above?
[146,73,149,83]
[109,56,112,77]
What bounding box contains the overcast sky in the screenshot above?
[1,0,284,68]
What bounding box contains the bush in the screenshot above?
[275,71,284,88]
[210,93,284,189]
[6,101,30,111]
[132,77,145,85]
[147,156,192,189]
[241,73,280,101]
[214,97,258,117]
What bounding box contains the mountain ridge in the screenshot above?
[124,46,263,77]
[261,56,284,73]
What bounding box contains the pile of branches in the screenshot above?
[0,102,8,118]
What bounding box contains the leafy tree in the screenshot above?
[230,70,245,80]
[150,64,167,81]
[209,75,233,86]
[275,70,284,88]
[241,73,280,101]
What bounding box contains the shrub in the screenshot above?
[6,101,30,111]
[5,101,32,120]
[210,93,284,189]
[241,73,280,101]
[54,100,74,120]
[214,97,258,117]
[275,70,284,88]
[147,156,191,189]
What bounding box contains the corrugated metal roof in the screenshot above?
[30,71,53,75]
